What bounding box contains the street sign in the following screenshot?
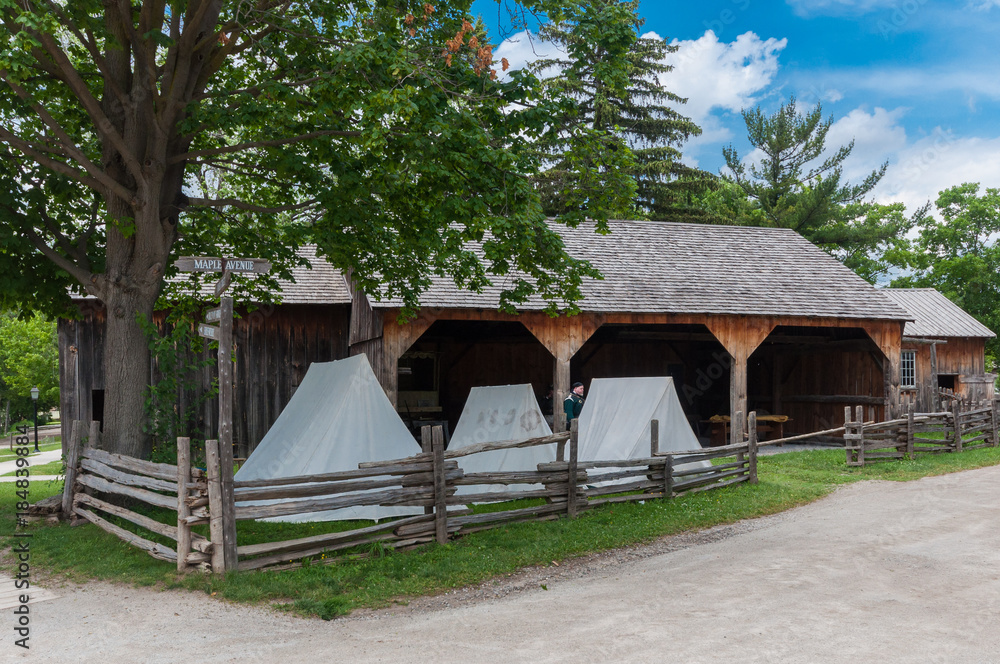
[197,323,220,340]
[213,271,232,297]
[174,256,272,274]
[205,307,222,322]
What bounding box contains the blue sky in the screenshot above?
[473,0,1000,214]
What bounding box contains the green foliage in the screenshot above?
[719,97,917,282]
[0,0,640,316]
[0,311,58,425]
[139,307,217,465]
[889,182,1000,358]
[530,0,712,222]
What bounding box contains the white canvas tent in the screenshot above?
[233,354,422,522]
[577,377,708,474]
[448,384,555,495]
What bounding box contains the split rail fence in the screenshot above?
[61,415,762,574]
[62,423,214,572]
[845,399,999,467]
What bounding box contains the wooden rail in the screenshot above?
[63,411,774,575]
[61,423,211,572]
[844,399,999,467]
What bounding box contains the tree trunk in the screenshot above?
[101,281,159,459]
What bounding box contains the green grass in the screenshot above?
[4,445,1000,620]
[1,459,63,476]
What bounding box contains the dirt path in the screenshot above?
[9,465,1000,663]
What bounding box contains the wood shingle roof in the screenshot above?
[372,220,912,321]
[882,288,995,338]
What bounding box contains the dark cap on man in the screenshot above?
[572,381,584,389]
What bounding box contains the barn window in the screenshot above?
[901,350,916,388]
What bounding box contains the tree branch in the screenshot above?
[186,197,318,214]
[23,225,100,298]
[22,29,147,186]
[0,126,134,203]
[168,130,361,164]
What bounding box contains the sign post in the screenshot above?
[175,255,269,572]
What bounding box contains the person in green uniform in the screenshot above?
[564,381,585,423]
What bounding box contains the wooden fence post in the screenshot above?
[734,410,744,464]
[663,454,674,498]
[176,437,192,573]
[747,411,758,484]
[217,296,238,572]
[432,426,447,545]
[421,426,433,516]
[61,420,83,518]
[650,419,659,456]
[856,406,865,466]
[567,418,579,518]
[205,438,226,574]
[992,398,999,448]
[906,403,915,460]
[952,400,963,453]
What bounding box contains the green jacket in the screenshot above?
[564,393,584,421]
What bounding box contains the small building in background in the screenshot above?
[883,288,996,411]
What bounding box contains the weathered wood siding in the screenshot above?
[59,303,351,457]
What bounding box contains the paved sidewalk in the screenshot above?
[0,450,62,478]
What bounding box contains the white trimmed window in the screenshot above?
[901,350,916,389]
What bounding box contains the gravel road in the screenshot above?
[8,465,1000,663]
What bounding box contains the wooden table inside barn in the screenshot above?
[707,414,790,447]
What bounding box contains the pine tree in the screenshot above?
[531,1,714,221]
[721,97,919,282]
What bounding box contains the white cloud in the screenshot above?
[659,31,787,164]
[876,131,1000,211]
[661,31,787,125]
[491,29,787,167]
[824,106,908,182]
[492,31,563,80]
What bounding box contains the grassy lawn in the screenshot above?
[1,459,64,476]
[0,438,61,462]
[3,445,1000,620]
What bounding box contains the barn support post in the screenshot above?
[929,342,939,413]
[862,321,904,420]
[378,310,436,407]
[705,317,774,446]
[521,314,601,434]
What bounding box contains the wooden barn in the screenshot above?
[58,220,995,454]
[882,288,996,412]
[352,220,912,445]
[58,247,353,457]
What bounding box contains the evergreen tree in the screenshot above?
[531,1,714,221]
[721,97,918,282]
